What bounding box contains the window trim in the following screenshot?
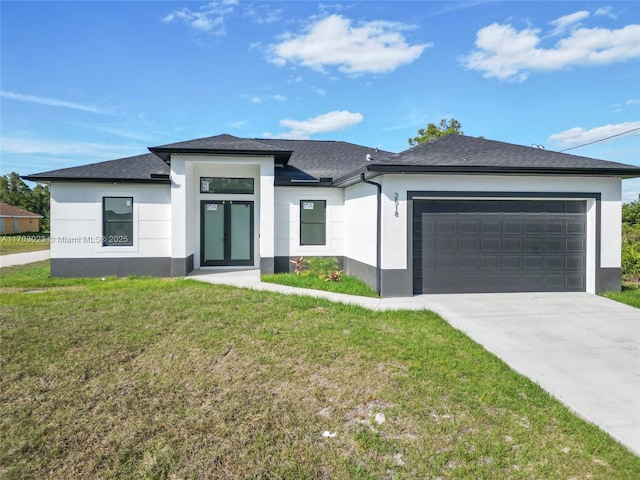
[299,199,326,246]
[102,196,134,247]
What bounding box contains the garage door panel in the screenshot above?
[459,238,479,252]
[567,256,584,270]
[414,200,586,293]
[481,256,500,270]
[524,238,544,253]
[567,238,585,252]
[567,221,585,234]
[459,219,479,234]
[503,220,522,234]
[459,255,479,270]
[567,275,585,289]
[481,238,500,252]
[544,256,566,270]
[567,202,586,214]
[524,256,544,270]
[544,238,566,252]
[545,221,565,234]
[436,237,456,252]
[503,256,522,270]
[502,238,522,253]
[481,220,500,234]
[436,255,457,270]
[503,275,522,290]
[436,220,456,234]
[523,275,544,290]
[544,275,565,289]
[525,220,544,234]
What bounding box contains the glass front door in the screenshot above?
[201,200,254,266]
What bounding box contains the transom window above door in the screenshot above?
[200,177,254,194]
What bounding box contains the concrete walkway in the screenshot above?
[189,268,640,455]
[0,249,50,268]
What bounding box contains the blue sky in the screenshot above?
[1,0,639,201]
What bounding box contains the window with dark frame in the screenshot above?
[103,197,133,246]
[300,200,326,245]
[200,177,254,194]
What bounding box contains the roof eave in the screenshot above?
[21,175,171,185]
[366,164,640,178]
[148,147,293,165]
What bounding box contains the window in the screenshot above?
[300,200,326,245]
[103,197,133,246]
[200,177,254,194]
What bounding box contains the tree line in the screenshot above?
[0,172,50,232]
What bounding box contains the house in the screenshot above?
[23,133,640,296]
[0,202,42,234]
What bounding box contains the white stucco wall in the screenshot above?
[50,182,171,259]
[274,187,344,258]
[170,154,274,268]
[344,181,378,267]
[378,173,622,293]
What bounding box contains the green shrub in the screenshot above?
[306,257,340,278]
[622,224,640,278]
[622,201,640,226]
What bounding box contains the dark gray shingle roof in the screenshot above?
[22,153,170,184]
[256,138,391,181]
[370,134,640,173]
[150,134,290,154]
[23,133,640,185]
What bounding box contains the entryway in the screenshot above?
[200,200,254,266]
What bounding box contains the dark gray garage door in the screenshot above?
[413,200,586,294]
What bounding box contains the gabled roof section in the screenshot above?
[0,202,42,218]
[22,153,170,184]
[149,134,293,164]
[335,134,640,183]
[256,138,392,184]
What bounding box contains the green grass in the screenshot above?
[602,284,640,309]
[0,233,49,255]
[2,262,639,479]
[262,272,379,297]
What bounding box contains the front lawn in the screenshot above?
[1,262,638,479]
[602,285,640,309]
[262,272,379,297]
[0,233,49,255]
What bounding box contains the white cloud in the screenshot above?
[463,16,640,81]
[162,0,238,35]
[548,121,640,148]
[244,4,282,24]
[595,6,617,19]
[269,110,363,139]
[268,14,431,75]
[549,10,590,36]
[244,94,286,103]
[0,91,107,114]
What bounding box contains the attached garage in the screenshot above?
[413,199,588,294]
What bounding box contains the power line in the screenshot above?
[559,127,640,152]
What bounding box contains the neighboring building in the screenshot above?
[23,134,640,296]
[0,202,42,234]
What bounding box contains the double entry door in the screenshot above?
[201,200,254,266]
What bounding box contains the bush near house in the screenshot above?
[622,201,640,285]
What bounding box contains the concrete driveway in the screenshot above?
[192,270,639,454]
[0,249,50,268]
[419,292,640,455]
